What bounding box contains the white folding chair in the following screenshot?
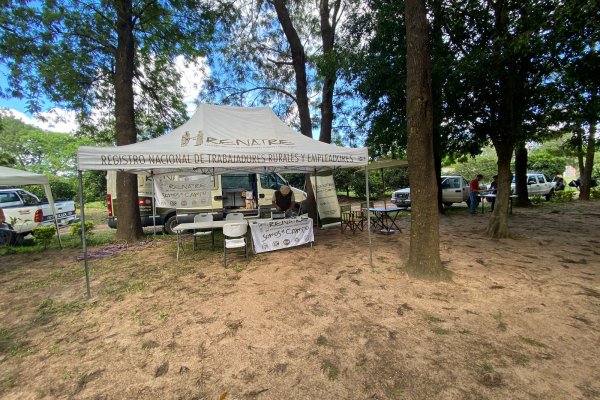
[223,222,248,267]
[225,212,244,222]
[193,213,214,250]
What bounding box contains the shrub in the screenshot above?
[591,188,600,200]
[71,221,95,239]
[553,190,576,202]
[530,195,544,205]
[32,226,56,249]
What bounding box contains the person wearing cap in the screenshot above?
[272,185,296,216]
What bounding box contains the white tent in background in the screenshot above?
[0,166,62,247]
[76,104,372,297]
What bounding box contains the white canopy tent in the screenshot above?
[0,166,62,247]
[76,104,373,297]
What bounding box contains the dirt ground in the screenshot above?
[1,201,599,400]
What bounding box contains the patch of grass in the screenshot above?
[2,375,17,389]
[32,298,87,326]
[316,335,330,346]
[481,361,494,374]
[321,359,340,381]
[432,327,449,335]
[142,340,160,350]
[75,370,104,394]
[157,311,168,321]
[519,336,547,348]
[102,279,146,300]
[492,311,507,331]
[0,327,34,358]
[311,305,327,317]
[517,354,530,366]
[423,315,444,323]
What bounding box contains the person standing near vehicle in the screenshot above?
[469,174,484,214]
[489,175,498,211]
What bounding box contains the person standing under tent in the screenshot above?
[272,185,296,217]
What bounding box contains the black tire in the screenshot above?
[443,202,453,207]
[163,215,178,235]
[545,189,555,201]
[465,198,471,207]
[0,229,16,248]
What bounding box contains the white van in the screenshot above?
[106,172,307,234]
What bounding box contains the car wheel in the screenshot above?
[0,229,16,248]
[163,215,178,235]
[545,189,555,201]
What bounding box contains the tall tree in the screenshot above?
[404,0,445,279]
[552,0,599,200]
[444,0,559,238]
[1,0,221,241]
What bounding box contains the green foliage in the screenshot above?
[71,221,95,240]
[528,149,567,178]
[590,188,600,200]
[32,226,56,249]
[451,152,499,183]
[0,1,223,141]
[553,190,576,202]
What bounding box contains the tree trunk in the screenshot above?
[486,0,516,239]
[114,0,143,241]
[514,143,531,206]
[486,145,512,238]
[318,0,339,144]
[575,129,585,175]
[271,0,312,138]
[579,121,596,200]
[404,0,447,280]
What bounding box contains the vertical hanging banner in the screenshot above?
[153,175,212,208]
[309,171,341,228]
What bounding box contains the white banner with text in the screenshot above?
[153,175,212,208]
[249,218,314,253]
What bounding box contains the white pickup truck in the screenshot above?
[0,188,77,238]
[391,175,483,207]
[511,173,555,200]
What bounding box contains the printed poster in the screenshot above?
[153,175,212,208]
[309,171,341,228]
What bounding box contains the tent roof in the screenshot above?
[0,166,50,186]
[366,159,408,170]
[77,104,368,175]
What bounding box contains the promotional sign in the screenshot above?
[309,171,341,228]
[153,175,212,208]
[249,218,314,253]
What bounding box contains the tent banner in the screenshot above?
[153,175,212,208]
[309,171,341,227]
[249,217,314,253]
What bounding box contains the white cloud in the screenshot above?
[174,55,211,115]
[1,108,78,134]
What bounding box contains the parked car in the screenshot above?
[391,175,484,208]
[0,188,77,239]
[510,173,554,200]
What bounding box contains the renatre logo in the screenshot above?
[181,130,293,147]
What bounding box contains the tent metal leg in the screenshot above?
[366,166,372,267]
[151,171,156,238]
[78,171,91,298]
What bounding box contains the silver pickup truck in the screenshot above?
[0,188,77,238]
[391,175,489,208]
[511,173,555,200]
